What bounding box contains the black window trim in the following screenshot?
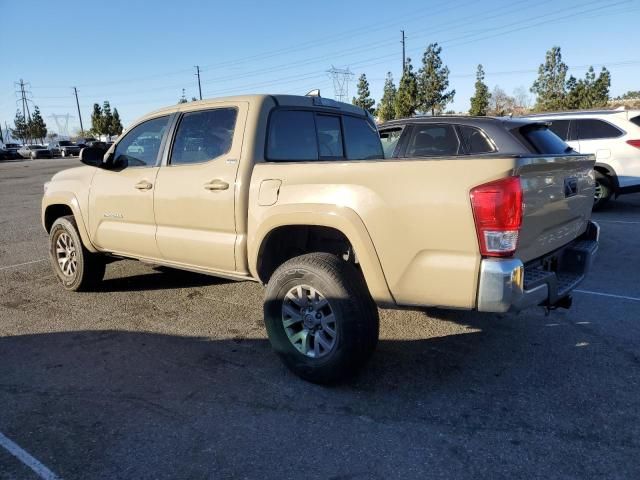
[165,106,239,167]
[110,113,174,169]
[574,118,625,141]
[264,106,381,163]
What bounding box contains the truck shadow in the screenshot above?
[0,306,633,478]
[98,266,233,292]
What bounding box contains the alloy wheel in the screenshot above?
[281,285,337,358]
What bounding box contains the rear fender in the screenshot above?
[249,203,394,306]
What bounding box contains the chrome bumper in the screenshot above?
[477,221,599,313]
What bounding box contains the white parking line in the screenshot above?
[574,289,640,302]
[0,259,47,271]
[0,432,62,480]
[596,220,640,225]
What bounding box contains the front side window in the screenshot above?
[546,120,570,141]
[405,124,461,157]
[379,128,402,158]
[267,110,318,161]
[458,125,496,154]
[170,108,237,165]
[342,115,383,160]
[576,119,623,140]
[631,115,640,127]
[112,116,170,168]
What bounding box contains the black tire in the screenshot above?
[593,172,613,210]
[264,252,379,384]
[49,215,105,291]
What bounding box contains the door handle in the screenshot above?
[204,179,229,191]
[134,180,153,191]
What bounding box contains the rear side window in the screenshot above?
[405,124,462,157]
[576,119,623,140]
[266,110,382,162]
[630,116,640,127]
[316,115,343,158]
[519,124,570,154]
[458,125,496,154]
[342,116,383,160]
[267,110,318,161]
[547,119,570,140]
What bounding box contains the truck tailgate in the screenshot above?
[515,154,595,263]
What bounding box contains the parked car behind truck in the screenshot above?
[42,94,599,383]
[523,109,640,208]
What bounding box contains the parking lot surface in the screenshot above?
[1,157,639,479]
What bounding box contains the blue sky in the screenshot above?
[1,0,638,137]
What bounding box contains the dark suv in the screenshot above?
[50,140,81,157]
[378,116,574,159]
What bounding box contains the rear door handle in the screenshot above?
[134,180,153,191]
[204,179,229,191]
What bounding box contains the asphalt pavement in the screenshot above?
[0,157,639,479]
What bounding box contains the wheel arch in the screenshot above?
[42,195,97,253]
[594,162,619,190]
[249,206,394,306]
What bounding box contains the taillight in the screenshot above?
[470,176,523,257]
[626,140,640,149]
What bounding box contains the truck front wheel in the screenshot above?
[264,252,379,384]
[49,215,105,291]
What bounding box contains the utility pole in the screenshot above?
[195,65,202,100]
[73,87,84,134]
[401,30,406,74]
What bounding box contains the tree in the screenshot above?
[513,86,531,109]
[565,66,611,109]
[46,132,58,142]
[592,67,611,107]
[90,103,104,136]
[531,46,568,111]
[616,90,640,100]
[111,108,123,137]
[376,72,397,122]
[352,73,376,115]
[29,107,47,144]
[395,58,419,118]
[469,64,490,116]
[488,86,516,116]
[12,110,30,143]
[418,43,455,115]
[102,101,114,139]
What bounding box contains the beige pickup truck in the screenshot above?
[42,94,599,383]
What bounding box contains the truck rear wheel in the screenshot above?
[593,172,613,210]
[264,253,379,384]
[49,215,105,291]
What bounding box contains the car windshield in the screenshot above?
[59,141,73,146]
[31,145,45,150]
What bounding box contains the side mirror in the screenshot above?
[79,147,104,167]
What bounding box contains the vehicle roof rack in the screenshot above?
[523,107,625,117]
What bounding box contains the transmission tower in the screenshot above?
[48,114,73,138]
[327,66,354,102]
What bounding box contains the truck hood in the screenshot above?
[49,166,96,186]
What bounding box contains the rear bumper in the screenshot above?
[477,221,599,313]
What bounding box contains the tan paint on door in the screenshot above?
[153,103,248,272]
[89,167,162,259]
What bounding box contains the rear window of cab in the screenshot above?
[266,109,383,161]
